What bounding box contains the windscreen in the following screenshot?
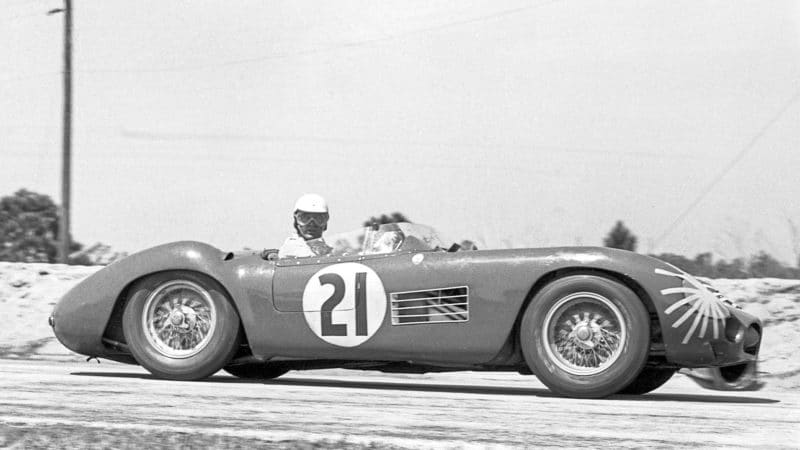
[325,223,448,256]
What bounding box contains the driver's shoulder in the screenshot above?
[278,235,313,258]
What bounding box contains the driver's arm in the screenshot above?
[278,237,315,259]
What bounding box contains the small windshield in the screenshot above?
[324,223,448,257]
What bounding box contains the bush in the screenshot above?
[649,251,800,279]
[0,189,82,263]
[363,212,411,227]
[749,251,798,278]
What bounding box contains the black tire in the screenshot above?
[224,363,289,380]
[619,368,676,395]
[122,271,241,380]
[520,275,650,398]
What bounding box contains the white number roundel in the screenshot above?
[302,263,387,347]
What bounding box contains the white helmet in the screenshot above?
[294,193,328,214]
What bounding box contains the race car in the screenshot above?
[50,223,762,398]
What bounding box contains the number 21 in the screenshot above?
[318,272,368,336]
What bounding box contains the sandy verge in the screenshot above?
[0,263,100,359]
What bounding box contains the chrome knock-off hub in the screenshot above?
[168,306,198,332]
[544,292,627,375]
[572,322,597,348]
[142,280,217,359]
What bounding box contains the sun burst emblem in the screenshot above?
[655,268,731,344]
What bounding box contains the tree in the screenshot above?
[714,257,748,279]
[603,220,637,252]
[0,189,82,263]
[692,252,715,277]
[363,212,411,227]
[748,251,789,278]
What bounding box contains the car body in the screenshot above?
[51,223,762,398]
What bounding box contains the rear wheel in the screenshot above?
[520,275,650,398]
[224,362,289,380]
[619,367,676,394]
[122,271,241,380]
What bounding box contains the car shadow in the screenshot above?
[610,391,779,404]
[70,371,780,404]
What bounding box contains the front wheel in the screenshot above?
[122,271,241,380]
[520,275,650,398]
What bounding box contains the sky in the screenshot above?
[1,0,799,263]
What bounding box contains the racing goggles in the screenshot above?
[295,211,329,227]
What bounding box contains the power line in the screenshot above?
[653,86,800,248]
[0,72,61,85]
[0,11,47,23]
[117,129,696,160]
[75,0,562,75]
[2,0,55,7]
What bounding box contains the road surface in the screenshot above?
[0,358,797,448]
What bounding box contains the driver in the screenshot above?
[278,194,333,258]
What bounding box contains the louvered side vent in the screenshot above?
[390,286,469,325]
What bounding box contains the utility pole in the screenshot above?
[50,0,72,263]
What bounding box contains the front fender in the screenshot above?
[516,248,762,370]
[52,241,238,357]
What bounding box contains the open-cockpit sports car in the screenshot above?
[51,223,762,398]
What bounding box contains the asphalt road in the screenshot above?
[1,359,798,448]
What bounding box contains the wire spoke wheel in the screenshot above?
[123,271,241,380]
[520,275,649,398]
[143,280,217,358]
[544,292,626,375]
